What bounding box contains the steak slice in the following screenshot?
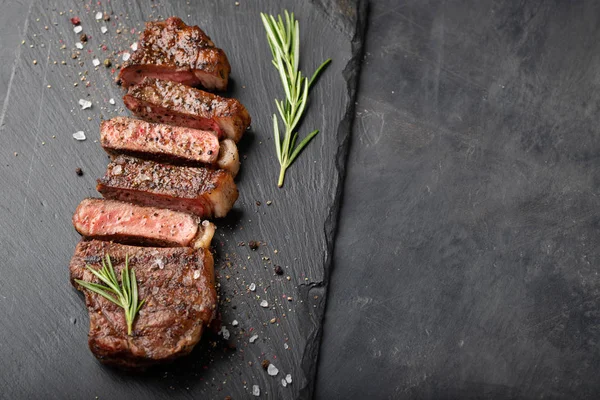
[73,198,216,249]
[70,240,216,369]
[97,155,238,218]
[118,17,230,91]
[100,117,239,176]
[123,78,251,143]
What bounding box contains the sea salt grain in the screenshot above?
[252,385,260,396]
[78,99,92,109]
[95,12,103,20]
[122,52,130,61]
[75,42,83,49]
[193,270,201,279]
[267,364,279,376]
[249,334,258,343]
[101,26,108,34]
[152,257,164,269]
[286,374,292,384]
[260,300,268,308]
[72,131,86,141]
[232,320,239,326]
[281,379,288,387]
[249,283,256,291]
[219,326,230,340]
[131,42,138,51]
[74,25,82,34]
[109,98,115,105]
[92,58,100,67]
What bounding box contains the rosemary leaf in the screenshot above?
[75,254,144,336]
[261,10,331,187]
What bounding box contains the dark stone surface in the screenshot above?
[0,0,364,399]
[317,1,600,399]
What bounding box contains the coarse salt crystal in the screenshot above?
[193,270,201,279]
[249,283,256,292]
[219,326,230,340]
[75,42,83,49]
[252,385,260,396]
[281,379,287,387]
[74,25,83,34]
[285,374,292,384]
[92,58,100,67]
[130,42,138,51]
[95,12,103,20]
[72,131,86,141]
[260,300,268,308]
[101,26,108,34]
[152,257,164,269]
[122,52,130,61]
[284,343,289,350]
[249,334,258,343]
[267,364,279,376]
[112,165,123,175]
[78,99,92,109]
[232,320,239,326]
[109,98,115,105]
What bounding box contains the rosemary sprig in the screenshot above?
[75,254,144,336]
[261,10,331,187]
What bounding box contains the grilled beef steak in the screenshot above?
[73,198,216,249]
[118,17,230,91]
[97,155,238,218]
[123,78,250,143]
[100,117,239,176]
[70,240,217,368]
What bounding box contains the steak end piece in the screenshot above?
[100,117,239,176]
[73,198,216,249]
[123,78,251,143]
[118,17,230,91]
[97,155,238,218]
[70,240,216,369]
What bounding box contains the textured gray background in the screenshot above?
[0,0,363,399]
[318,1,600,399]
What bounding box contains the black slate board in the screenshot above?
[0,0,365,398]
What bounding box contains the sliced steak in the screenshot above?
[70,240,216,369]
[118,17,230,91]
[123,78,250,143]
[97,155,238,218]
[73,198,216,249]
[100,117,239,176]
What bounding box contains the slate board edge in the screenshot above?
[298,1,368,398]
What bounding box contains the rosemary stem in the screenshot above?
[278,165,286,187]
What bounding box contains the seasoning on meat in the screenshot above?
[100,116,240,176]
[123,78,251,143]
[118,17,231,91]
[73,198,216,249]
[96,155,238,218]
[69,240,216,369]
